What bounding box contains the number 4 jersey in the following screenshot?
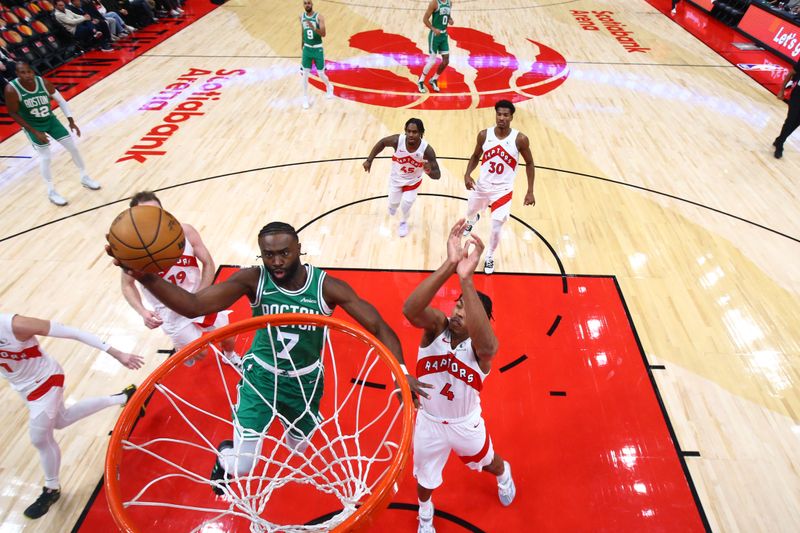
[478,127,520,192]
[416,326,489,420]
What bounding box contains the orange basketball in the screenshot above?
[106,205,185,274]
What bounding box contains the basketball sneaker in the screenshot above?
[398,221,409,238]
[119,384,146,418]
[210,440,233,495]
[429,79,440,93]
[463,213,480,236]
[484,256,495,275]
[23,487,61,519]
[417,80,427,93]
[48,190,67,206]
[497,461,516,506]
[81,176,101,190]
[418,501,435,533]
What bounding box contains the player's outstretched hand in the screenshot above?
[464,175,476,190]
[406,374,433,409]
[457,234,485,279]
[362,159,372,173]
[105,243,147,280]
[110,349,145,370]
[68,118,81,137]
[447,219,466,265]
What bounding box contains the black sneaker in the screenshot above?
[775,144,784,159]
[119,384,145,418]
[430,79,440,92]
[23,487,60,519]
[417,80,427,93]
[210,440,233,495]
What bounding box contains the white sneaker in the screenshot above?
[417,509,435,533]
[302,98,310,109]
[398,221,409,237]
[484,256,494,275]
[497,461,516,506]
[463,213,480,236]
[81,176,101,190]
[671,8,676,14]
[48,190,68,206]
[126,25,136,33]
[326,85,334,99]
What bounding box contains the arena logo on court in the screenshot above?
[309,28,569,110]
[116,68,245,164]
[570,10,650,53]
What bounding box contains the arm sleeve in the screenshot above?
[51,90,73,119]
[47,322,111,353]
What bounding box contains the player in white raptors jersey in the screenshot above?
[363,118,441,237]
[463,99,536,274]
[120,192,240,367]
[0,313,143,519]
[402,219,516,533]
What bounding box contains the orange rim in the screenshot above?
[105,313,414,533]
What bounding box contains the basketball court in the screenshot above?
[0,1,798,531]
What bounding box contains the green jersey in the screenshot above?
[432,0,451,32]
[301,12,323,48]
[9,76,53,129]
[249,264,332,372]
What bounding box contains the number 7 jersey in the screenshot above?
[479,127,520,191]
[415,326,489,420]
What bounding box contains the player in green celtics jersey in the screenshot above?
[300,0,334,109]
[4,62,101,207]
[418,0,454,94]
[117,221,431,493]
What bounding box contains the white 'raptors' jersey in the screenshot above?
[0,313,63,395]
[390,134,429,187]
[141,234,203,335]
[416,326,488,420]
[478,127,519,191]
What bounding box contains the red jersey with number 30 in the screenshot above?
[141,235,203,335]
[478,127,519,191]
[0,313,62,395]
[416,326,489,420]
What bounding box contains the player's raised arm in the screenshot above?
[11,315,144,369]
[423,144,441,180]
[455,234,498,363]
[403,219,468,334]
[363,134,400,172]
[517,133,536,206]
[464,129,486,189]
[323,275,432,401]
[185,224,216,291]
[131,265,259,319]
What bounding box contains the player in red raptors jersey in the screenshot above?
[463,99,536,274]
[0,313,143,519]
[363,118,441,237]
[120,191,240,367]
[402,219,516,533]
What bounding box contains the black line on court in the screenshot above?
[549,391,567,396]
[499,354,528,373]
[143,54,301,59]
[69,476,104,533]
[650,364,666,370]
[0,155,33,159]
[611,276,711,532]
[350,378,386,390]
[4,156,796,246]
[157,349,175,354]
[321,0,579,11]
[682,450,702,457]
[547,315,562,336]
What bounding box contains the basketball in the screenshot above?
[106,205,185,274]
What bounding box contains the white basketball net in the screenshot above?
[115,321,408,532]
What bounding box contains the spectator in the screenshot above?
[101,0,157,28]
[92,0,135,39]
[54,0,113,52]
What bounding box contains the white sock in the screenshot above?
[222,434,260,476]
[497,461,511,484]
[418,498,433,519]
[35,144,55,193]
[57,136,88,179]
[488,219,504,256]
[301,68,310,99]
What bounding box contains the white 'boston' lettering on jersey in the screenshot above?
[416,327,488,420]
[479,127,520,190]
[0,313,63,395]
[390,134,429,189]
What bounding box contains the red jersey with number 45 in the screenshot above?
[416,326,489,420]
[478,127,519,191]
[0,313,62,395]
[141,235,203,335]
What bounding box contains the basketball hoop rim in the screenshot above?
[105,313,414,533]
